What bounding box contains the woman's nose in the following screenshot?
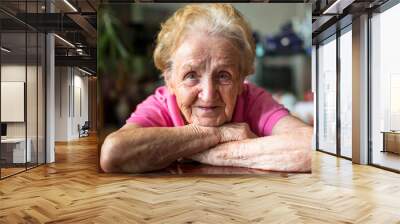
[198,78,217,102]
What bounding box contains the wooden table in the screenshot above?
[135,159,308,176]
[381,131,400,154]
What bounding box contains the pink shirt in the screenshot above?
[126,83,289,136]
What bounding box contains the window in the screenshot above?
[371,2,400,171]
[317,35,337,154]
[339,27,352,158]
[0,1,46,179]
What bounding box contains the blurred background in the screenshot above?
[98,3,313,133]
[1,0,399,180]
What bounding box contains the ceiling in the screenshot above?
[310,0,389,41]
[0,0,394,74]
[0,0,98,73]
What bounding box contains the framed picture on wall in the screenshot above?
[1,81,25,122]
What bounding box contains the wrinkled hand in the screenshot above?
[190,139,312,173]
[218,123,257,143]
[189,142,234,166]
[189,123,313,173]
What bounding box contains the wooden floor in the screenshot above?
[1,135,400,223]
[372,150,400,171]
[1,163,45,178]
[1,167,26,178]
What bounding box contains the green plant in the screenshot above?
[98,5,129,76]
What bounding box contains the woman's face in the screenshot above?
[166,33,244,127]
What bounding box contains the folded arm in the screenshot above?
[100,122,254,173]
[190,116,313,172]
[100,124,220,173]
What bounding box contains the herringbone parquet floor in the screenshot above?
[1,135,400,223]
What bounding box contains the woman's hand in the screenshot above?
[100,124,221,173]
[190,141,311,172]
[188,122,257,169]
[189,119,313,173]
[217,122,258,143]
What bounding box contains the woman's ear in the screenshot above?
[238,75,246,95]
[238,83,244,95]
[163,71,175,94]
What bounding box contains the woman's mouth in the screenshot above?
[198,106,218,111]
[194,106,221,116]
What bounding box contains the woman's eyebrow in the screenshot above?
[216,62,236,67]
[214,56,237,65]
[180,64,195,72]
[214,61,238,70]
[180,61,203,71]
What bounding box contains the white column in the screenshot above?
[46,1,55,163]
[352,14,369,164]
[312,45,317,150]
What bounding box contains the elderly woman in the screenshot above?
[100,4,312,173]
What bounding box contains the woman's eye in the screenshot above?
[186,73,196,79]
[183,72,199,86]
[184,72,197,80]
[218,72,232,83]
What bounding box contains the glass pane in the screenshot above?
[371,3,400,171]
[317,37,337,154]
[38,32,45,165]
[27,31,38,169]
[27,0,39,168]
[339,29,352,158]
[1,30,27,177]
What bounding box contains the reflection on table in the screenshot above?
[131,159,311,176]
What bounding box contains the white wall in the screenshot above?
[54,67,89,141]
[55,67,69,141]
